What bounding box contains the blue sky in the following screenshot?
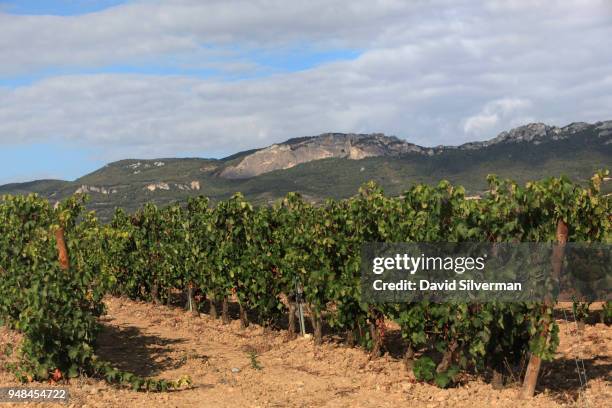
[0,46,362,87]
[0,142,104,183]
[0,0,611,184]
[0,0,126,16]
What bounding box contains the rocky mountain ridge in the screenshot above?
[220,121,612,178]
[459,121,612,150]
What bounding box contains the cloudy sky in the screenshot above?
[1,0,611,184]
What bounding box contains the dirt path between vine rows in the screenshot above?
[1,297,610,407]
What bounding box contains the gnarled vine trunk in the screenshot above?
[346,329,356,347]
[491,369,504,390]
[151,282,160,304]
[368,311,386,359]
[403,345,415,371]
[312,317,323,345]
[239,303,249,328]
[222,296,230,324]
[287,302,297,340]
[436,340,458,373]
[209,297,217,319]
[369,321,383,358]
[306,305,323,345]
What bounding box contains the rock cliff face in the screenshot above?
[74,185,117,195]
[220,133,431,179]
[144,181,201,192]
[220,121,612,179]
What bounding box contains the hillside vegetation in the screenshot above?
[1,121,610,220]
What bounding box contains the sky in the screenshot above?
[1,0,611,184]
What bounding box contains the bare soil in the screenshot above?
[1,297,610,407]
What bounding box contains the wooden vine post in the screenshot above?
[521,219,568,398]
[186,282,199,316]
[55,227,70,271]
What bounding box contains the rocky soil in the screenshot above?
[1,297,610,407]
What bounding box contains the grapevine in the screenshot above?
[0,170,609,394]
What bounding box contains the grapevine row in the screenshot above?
[0,171,609,392]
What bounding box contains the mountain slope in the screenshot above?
[1,120,610,220]
[0,179,71,197]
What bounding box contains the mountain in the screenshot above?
[1,120,610,221]
[219,133,431,178]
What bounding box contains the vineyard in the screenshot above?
[0,172,610,399]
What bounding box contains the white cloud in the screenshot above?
[463,113,499,135]
[0,0,611,163]
[0,0,423,75]
[464,98,533,136]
